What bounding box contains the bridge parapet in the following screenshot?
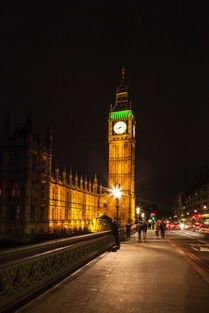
[0,231,117,313]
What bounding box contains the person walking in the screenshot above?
[154,221,160,237]
[111,220,120,247]
[142,221,148,240]
[137,222,143,241]
[160,220,166,238]
[125,222,131,238]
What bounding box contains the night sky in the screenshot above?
[0,1,209,214]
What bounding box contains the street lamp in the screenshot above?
[111,185,122,226]
[136,207,141,215]
[136,206,142,222]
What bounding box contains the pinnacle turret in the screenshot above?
[69,168,73,185]
[84,177,88,190]
[62,168,66,182]
[80,176,83,189]
[93,173,98,192]
[75,172,78,186]
[55,167,59,181]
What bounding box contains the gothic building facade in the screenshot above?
[0,68,136,240]
[0,115,53,239]
[0,116,106,239]
[48,171,106,234]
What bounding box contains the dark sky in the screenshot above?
[0,1,209,213]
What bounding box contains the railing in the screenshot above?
[0,227,134,313]
[0,232,114,312]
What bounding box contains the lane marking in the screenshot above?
[190,243,200,248]
[200,247,209,252]
[169,239,209,267]
[191,246,199,251]
[167,237,209,284]
[199,240,207,244]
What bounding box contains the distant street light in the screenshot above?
[111,185,122,226]
[136,206,141,222]
[136,207,141,215]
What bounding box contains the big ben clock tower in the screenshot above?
[108,67,136,223]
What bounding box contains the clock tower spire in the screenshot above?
[111,66,131,112]
[108,67,136,224]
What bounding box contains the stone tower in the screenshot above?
[108,67,136,223]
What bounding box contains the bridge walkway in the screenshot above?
[17,230,209,313]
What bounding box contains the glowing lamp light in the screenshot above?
[136,207,141,215]
[111,185,122,199]
[111,185,122,227]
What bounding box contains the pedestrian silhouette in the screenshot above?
[137,222,143,241]
[142,221,148,240]
[125,222,131,238]
[111,220,120,248]
[154,221,160,237]
[160,220,166,238]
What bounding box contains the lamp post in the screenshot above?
[112,185,122,226]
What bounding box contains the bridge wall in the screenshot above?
[0,230,128,313]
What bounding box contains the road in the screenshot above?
[166,229,209,270]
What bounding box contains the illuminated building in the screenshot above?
[107,67,136,224]
[173,167,209,219]
[0,68,136,240]
[0,114,53,238]
[0,115,105,238]
[48,171,105,233]
[184,184,209,215]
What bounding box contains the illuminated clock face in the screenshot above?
[113,121,127,134]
